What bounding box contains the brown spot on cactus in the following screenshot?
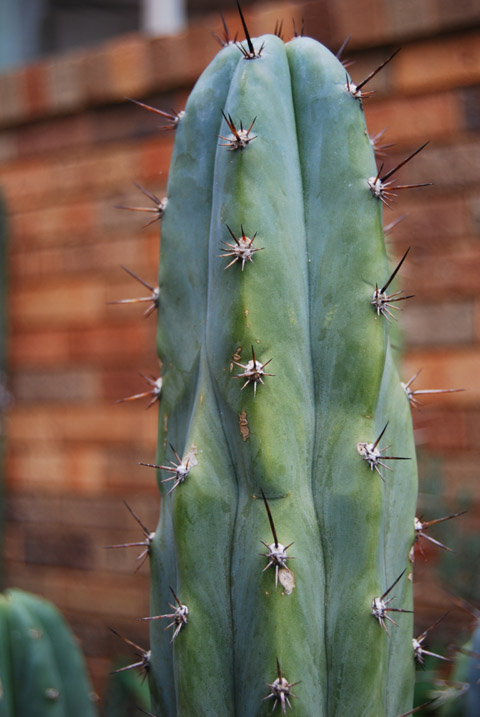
[238,410,250,441]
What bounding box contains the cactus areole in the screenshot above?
[147,27,419,717]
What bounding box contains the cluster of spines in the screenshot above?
[104,5,467,713]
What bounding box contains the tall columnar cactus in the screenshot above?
[128,15,428,717]
[0,193,8,590]
[0,588,97,716]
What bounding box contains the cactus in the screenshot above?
[0,193,9,590]
[0,588,97,716]
[118,11,438,716]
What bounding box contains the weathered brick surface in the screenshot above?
[365,90,462,145]
[403,348,480,401]
[1,0,479,697]
[401,299,475,347]
[392,30,480,94]
[382,195,474,249]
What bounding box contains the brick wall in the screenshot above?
[1,0,479,701]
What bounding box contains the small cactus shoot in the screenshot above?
[0,589,97,716]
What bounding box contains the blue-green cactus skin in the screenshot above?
[149,33,418,717]
[0,589,97,717]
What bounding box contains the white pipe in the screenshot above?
[141,0,187,36]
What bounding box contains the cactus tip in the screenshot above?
[236,0,264,59]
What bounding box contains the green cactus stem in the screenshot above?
[141,23,423,716]
[0,588,97,716]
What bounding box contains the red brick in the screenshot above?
[3,523,26,563]
[138,136,174,182]
[82,44,115,105]
[149,25,218,92]
[66,322,155,363]
[7,403,156,445]
[365,91,461,145]
[7,443,70,490]
[106,34,153,99]
[417,407,470,452]
[383,0,442,41]
[330,0,388,47]
[9,321,155,367]
[12,368,100,403]
[468,193,480,237]
[24,64,50,118]
[16,114,93,158]
[401,299,474,346]
[434,0,480,29]
[385,195,473,249]
[10,328,69,366]
[11,280,107,328]
[46,51,86,114]
[13,201,97,244]
[386,140,480,192]
[0,68,27,126]
[441,454,480,499]
[3,565,149,619]
[1,143,145,214]
[10,234,158,281]
[473,298,480,342]
[7,493,158,531]
[404,247,480,298]
[24,524,94,570]
[0,129,18,163]
[392,31,480,94]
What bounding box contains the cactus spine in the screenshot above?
[142,24,420,717]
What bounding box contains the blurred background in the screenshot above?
[0,0,479,712]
